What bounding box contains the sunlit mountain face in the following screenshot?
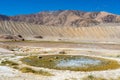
[0,10,120,27]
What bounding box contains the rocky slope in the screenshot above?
[0,21,120,42]
[9,10,120,27]
[0,10,120,27]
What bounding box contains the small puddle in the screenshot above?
[56,58,101,68]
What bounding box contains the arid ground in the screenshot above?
[0,41,120,80]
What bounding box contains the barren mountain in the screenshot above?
[0,10,120,42]
[0,21,120,42]
[9,10,120,27]
[0,14,9,21]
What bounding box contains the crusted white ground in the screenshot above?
[0,46,120,80]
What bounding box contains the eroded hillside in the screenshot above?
[0,21,120,43]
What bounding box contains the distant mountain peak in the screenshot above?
[0,14,10,21]
[0,10,120,27]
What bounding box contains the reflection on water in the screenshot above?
[56,58,101,68]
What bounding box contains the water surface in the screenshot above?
[56,58,101,68]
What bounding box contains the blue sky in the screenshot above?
[0,0,120,16]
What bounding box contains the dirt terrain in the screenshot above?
[2,41,120,50]
[0,41,120,80]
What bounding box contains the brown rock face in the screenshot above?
[1,10,120,27]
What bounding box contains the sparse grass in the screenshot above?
[0,60,53,76]
[82,75,106,80]
[0,60,19,70]
[0,60,19,66]
[14,53,29,56]
[116,55,120,58]
[64,78,77,80]
[59,51,67,54]
[20,67,35,73]
[82,75,120,80]
[20,67,53,76]
[43,51,49,54]
[12,66,19,69]
[88,75,94,79]
[21,55,120,71]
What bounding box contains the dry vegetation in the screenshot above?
[20,67,53,76]
[0,60,53,76]
[0,60,19,66]
[82,75,120,80]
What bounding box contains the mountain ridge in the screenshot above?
[0,10,120,27]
